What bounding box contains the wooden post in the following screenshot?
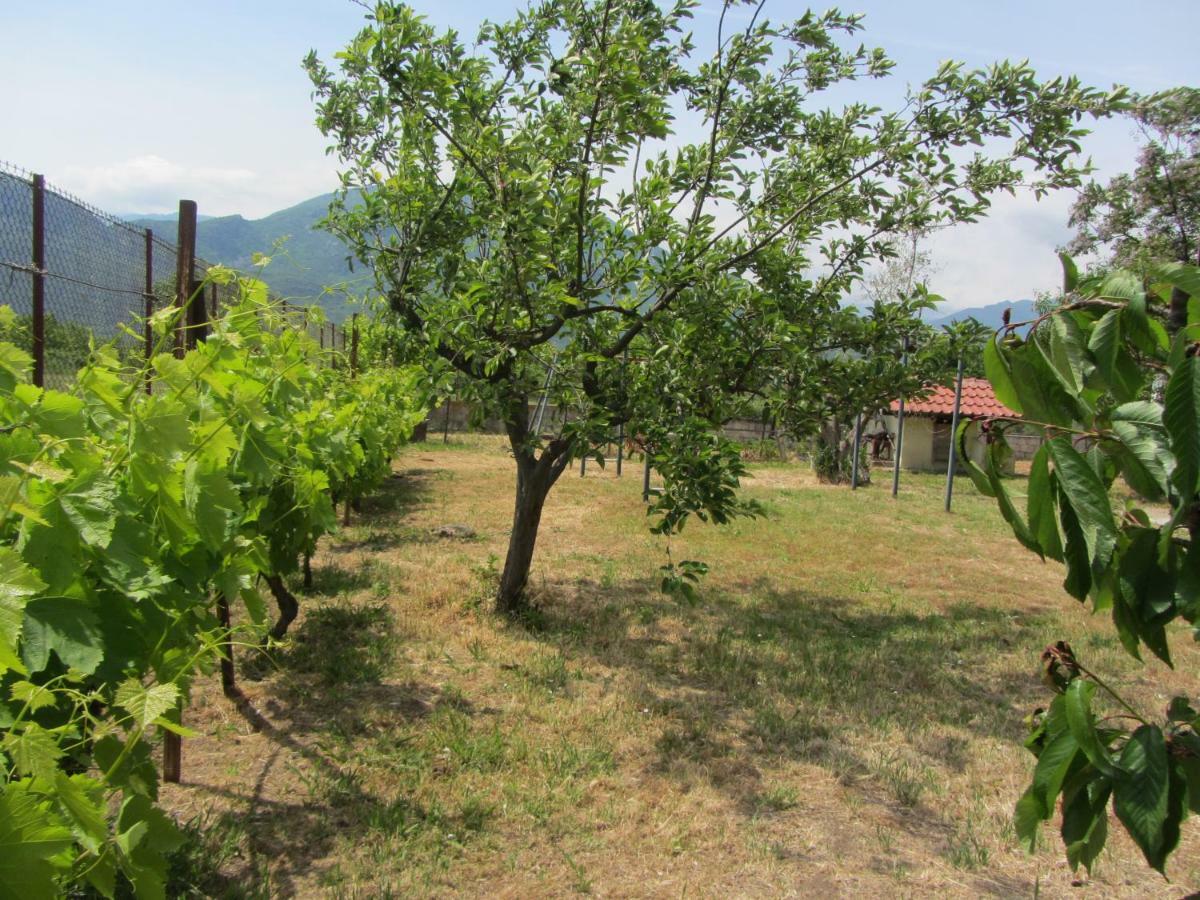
[162,727,182,784]
[174,200,197,357]
[31,174,45,387]
[642,454,651,502]
[350,313,360,377]
[144,229,154,394]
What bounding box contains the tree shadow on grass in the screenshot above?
[520,575,1052,890]
[203,602,488,896]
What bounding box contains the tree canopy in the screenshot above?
[307,0,1121,613]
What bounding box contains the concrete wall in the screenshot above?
[881,415,1006,473]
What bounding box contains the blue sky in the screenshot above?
[2,0,1197,310]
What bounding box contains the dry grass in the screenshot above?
[159,434,1200,898]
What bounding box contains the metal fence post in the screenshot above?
[144,229,153,394]
[850,412,863,490]
[944,358,966,513]
[891,340,909,498]
[174,200,197,357]
[31,174,46,387]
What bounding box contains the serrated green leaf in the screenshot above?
[1027,443,1063,562]
[983,335,1022,414]
[115,681,179,730]
[1046,437,1117,572]
[1114,724,1170,873]
[0,547,44,671]
[0,781,74,900]
[1,723,62,780]
[1063,681,1119,777]
[53,772,107,855]
[1165,357,1200,498]
[21,597,104,676]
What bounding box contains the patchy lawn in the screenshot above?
[160,435,1200,898]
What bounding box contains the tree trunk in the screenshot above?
[495,408,573,616]
[265,573,299,641]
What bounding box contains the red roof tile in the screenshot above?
[888,377,1017,419]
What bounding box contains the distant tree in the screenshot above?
[863,227,938,307]
[308,0,1119,614]
[1069,87,1200,329]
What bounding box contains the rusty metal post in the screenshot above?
[350,313,360,377]
[144,229,154,394]
[31,174,46,387]
[174,200,197,357]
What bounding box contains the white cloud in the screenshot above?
[924,190,1076,312]
[57,156,259,216]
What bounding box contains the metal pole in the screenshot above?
[642,453,651,501]
[144,229,153,394]
[850,412,863,490]
[174,200,197,357]
[31,174,45,387]
[891,343,908,498]
[944,358,966,513]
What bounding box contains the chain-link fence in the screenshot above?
[0,161,350,388]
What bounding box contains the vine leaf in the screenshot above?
[115,682,180,730]
[0,783,73,900]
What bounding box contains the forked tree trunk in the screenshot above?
[495,415,573,616]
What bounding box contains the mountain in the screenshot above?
[130,193,365,322]
[928,298,1037,331]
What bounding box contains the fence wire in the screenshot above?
[0,162,347,388]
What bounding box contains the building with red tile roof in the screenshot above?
[878,378,1021,473]
[888,377,1017,420]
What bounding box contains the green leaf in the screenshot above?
[0,547,44,672]
[115,681,180,730]
[983,335,1022,414]
[1045,313,1087,396]
[1046,437,1117,572]
[1014,788,1044,853]
[1026,443,1063,562]
[21,598,104,676]
[1061,776,1110,873]
[1113,724,1170,873]
[58,477,118,549]
[1088,309,1144,401]
[53,772,107,855]
[1164,357,1200,498]
[1063,680,1119,777]
[0,781,74,900]
[1059,251,1079,294]
[1,723,62,780]
[1031,727,1080,818]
